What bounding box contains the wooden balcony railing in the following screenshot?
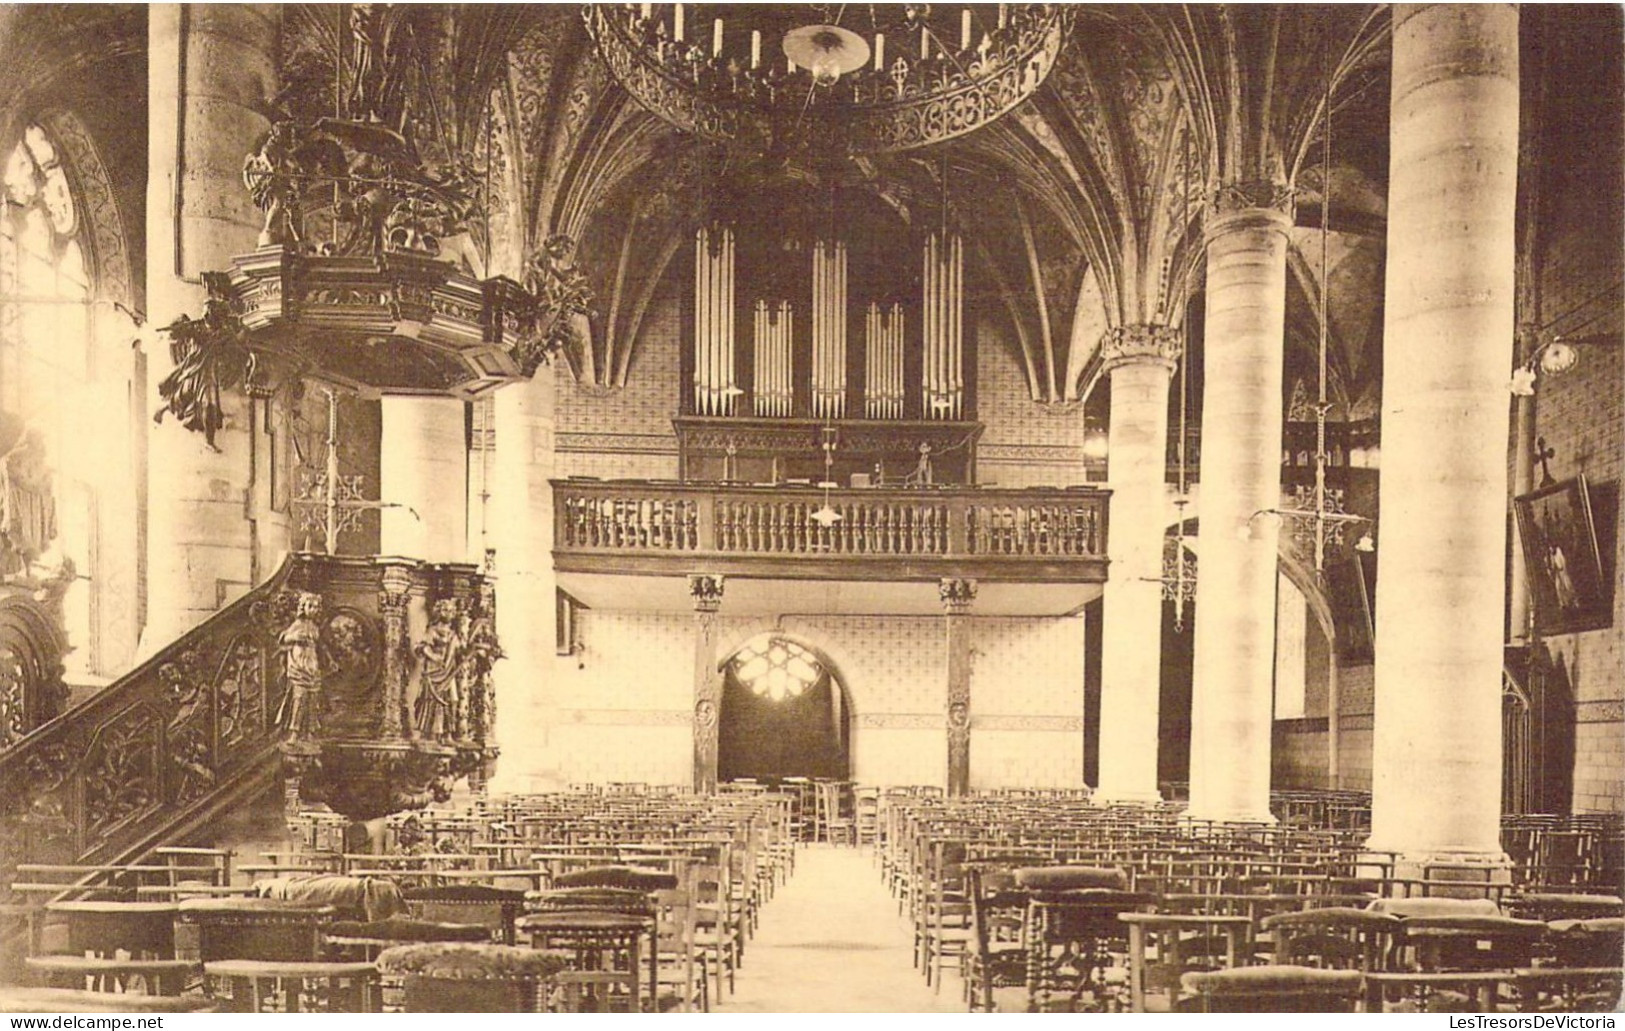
[552,480,1110,581]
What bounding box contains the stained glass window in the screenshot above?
[730,637,824,702]
[1,124,96,673]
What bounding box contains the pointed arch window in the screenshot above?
[1,120,129,677]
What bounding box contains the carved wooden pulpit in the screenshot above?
[275,555,500,822]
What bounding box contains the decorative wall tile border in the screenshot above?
[979,443,1087,463]
[556,432,680,455]
[856,713,943,730]
[971,715,1084,732]
[558,708,691,726]
[1576,699,1625,723]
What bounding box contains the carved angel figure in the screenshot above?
[152,273,255,451]
[414,598,464,741]
[243,120,347,249]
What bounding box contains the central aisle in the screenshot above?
[718,845,967,1013]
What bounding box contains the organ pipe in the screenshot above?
[865,301,905,419]
[922,232,963,420]
[812,239,848,420]
[693,225,738,415]
[754,298,794,417]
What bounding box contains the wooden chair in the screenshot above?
[854,787,882,849]
[916,840,972,992]
[25,901,195,996]
[1262,907,1402,972]
[402,884,527,945]
[517,909,652,1013]
[179,896,357,1010]
[200,959,378,1012]
[964,866,1029,1012]
[652,886,708,1012]
[814,780,855,846]
[1012,867,1153,1012]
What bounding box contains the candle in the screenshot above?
[640,2,651,20]
[751,29,761,68]
[673,2,684,42]
[998,3,1008,29]
[961,9,971,50]
[713,18,723,58]
[921,25,929,59]
[874,32,885,70]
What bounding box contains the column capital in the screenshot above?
[687,573,725,613]
[1100,323,1184,373]
[938,577,978,614]
[1209,179,1297,219]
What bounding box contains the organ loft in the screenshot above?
[0,2,1619,1015]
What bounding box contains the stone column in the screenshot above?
[486,369,558,794]
[379,397,468,563]
[141,4,281,652]
[1094,325,1181,804]
[940,577,977,796]
[690,574,725,794]
[1186,188,1294,825]
[1368,3,1518,869]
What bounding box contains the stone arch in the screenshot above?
[716,629,855,784]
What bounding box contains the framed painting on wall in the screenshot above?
[1514,475,1611,635]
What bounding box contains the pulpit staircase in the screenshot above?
[0,557,301,901]
[0,551,501,978]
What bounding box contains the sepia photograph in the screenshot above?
[0,1,1621,1017]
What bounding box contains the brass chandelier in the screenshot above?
[584,3,1074,154]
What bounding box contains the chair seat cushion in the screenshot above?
[1012,866,1128,892]
[1262,907,1402,931]
[552,866,679,891]
[1400,915,1546,934]
[403,885,527,903]
[1548,917,1625,935]
[1366,896,1500,919]
[1182,964,1365,995]
[376,943,571,981]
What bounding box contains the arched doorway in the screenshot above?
[718,635,850,783]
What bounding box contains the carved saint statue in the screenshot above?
[278,592,324,738]
[348,3,415,130]
[0,426,57,580]
[459,586,502,744]
[414,598,464,741]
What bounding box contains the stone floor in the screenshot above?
[716,844,969,1013]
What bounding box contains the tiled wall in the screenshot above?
[1525,55,1624,812]
[975,317,1091,489]
[526,609,1088,790]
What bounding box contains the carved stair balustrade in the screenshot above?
[0,553,502,904]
